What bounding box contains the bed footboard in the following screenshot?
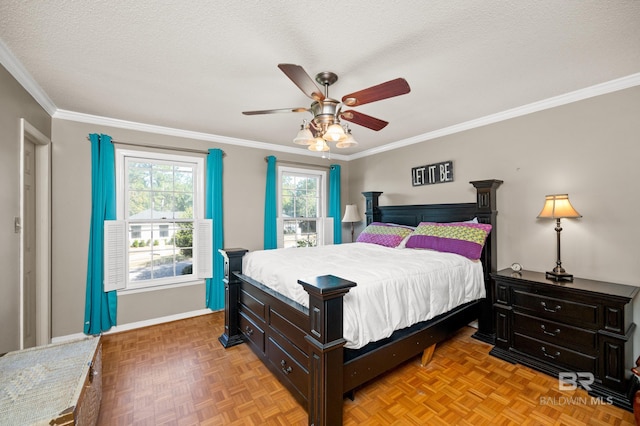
[219,249,356,425]
[299,275,356,426]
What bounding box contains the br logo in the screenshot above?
[558,372,594,391]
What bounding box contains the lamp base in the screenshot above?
[546,270,574,282]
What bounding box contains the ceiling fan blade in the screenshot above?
[340,110,389,131]
[342,78,410,107]
[278,64,325,101]
[242,107,309,115]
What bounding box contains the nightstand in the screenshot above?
[490,269,639,411]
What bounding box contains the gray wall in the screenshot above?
[51,119,349,337]
[0,65,51,353]
[347,86,640,352]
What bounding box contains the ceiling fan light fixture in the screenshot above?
[336,130,358,148]
[308,137,330,152]
[293,123,314,145]
[322,123,346,142]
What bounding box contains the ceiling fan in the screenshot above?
[242,64,411,152]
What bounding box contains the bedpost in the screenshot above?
[218,248,248,348]
[469,179,503,344]
[361,191,383,225]
[299,275,357,426]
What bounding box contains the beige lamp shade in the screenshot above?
[308,137,330,152]
[323,123,346,142]
[537,194,582,219]
[293,126,314,145]
[342,204,361,223]
[336,130,358,148]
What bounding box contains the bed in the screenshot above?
[219,179,502,425]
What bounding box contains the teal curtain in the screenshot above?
[264,155,277,249]
[205,148,224,310]
[84,133,117,335]
[329,164,342,244]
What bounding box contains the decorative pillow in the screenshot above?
[405,221,492,260]
[356,222,415,248]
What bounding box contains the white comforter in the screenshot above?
[242,242,485,349]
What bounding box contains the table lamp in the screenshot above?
[342,204,362,242]
[537,194,582,281]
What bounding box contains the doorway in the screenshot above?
[20,119,51,349]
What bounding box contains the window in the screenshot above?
[278,166,330,248]
[114,149,205,291]
[130,225,141,239]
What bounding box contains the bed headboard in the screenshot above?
[361,179,503,343]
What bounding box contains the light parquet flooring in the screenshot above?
[97,312,635,425]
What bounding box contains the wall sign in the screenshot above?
[411,161,454,186]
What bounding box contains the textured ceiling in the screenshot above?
[1,1,639,158]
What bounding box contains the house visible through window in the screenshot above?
[115,149,205,290]
[130,225,141,239]
[278,166,328,248]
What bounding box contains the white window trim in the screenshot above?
[277,166,330,248]
[114,148,206,293]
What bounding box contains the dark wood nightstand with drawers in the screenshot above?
[489,269,638,411]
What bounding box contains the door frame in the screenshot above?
[20,118,51,348]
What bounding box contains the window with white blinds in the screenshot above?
[106,149,210,292]
[277,166,332,248]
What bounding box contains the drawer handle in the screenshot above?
[541,346,560,359]
[540,324,561,337]
[540,301,561,313]
[280,360,292,375]
[244,326,254,336]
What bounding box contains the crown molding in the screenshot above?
[0,39,57,115]
[350,72,640,160]
[53,109,350,161]
[53,67,640,162]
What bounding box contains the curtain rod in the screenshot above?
[264,156,330,170]
[86,136,225,156]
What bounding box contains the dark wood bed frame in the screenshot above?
[219,179,502,425]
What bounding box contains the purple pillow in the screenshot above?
[356,222,414,248]
[405,222,492,260]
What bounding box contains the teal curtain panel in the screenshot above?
[329,164,342,244]
[264,155,277,249]
[205,148,225,310]
[84,133,118,334]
